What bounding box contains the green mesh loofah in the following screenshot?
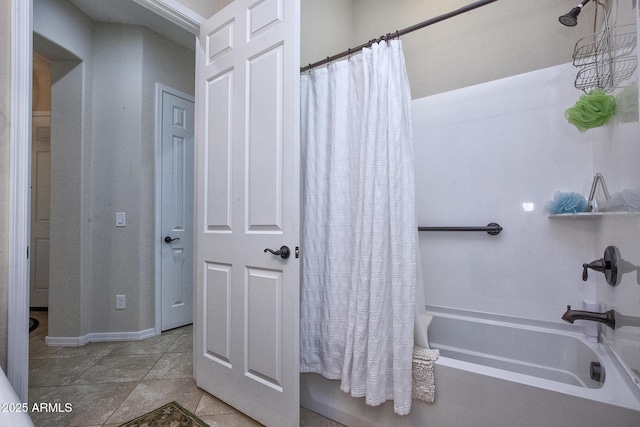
[615,83,638,124]
[565,89,617,132]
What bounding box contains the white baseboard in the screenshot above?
[45,328,157,347]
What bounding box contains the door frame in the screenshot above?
[154,83,195,335]
[8,0,33,403]
[8,0,203,402]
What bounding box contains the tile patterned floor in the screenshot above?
[28,311,343,427]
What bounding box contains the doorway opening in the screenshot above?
[25,0,197,396]
[31,51,51,311]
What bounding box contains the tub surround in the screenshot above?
[414,61,602,323]
[412,56,640,385]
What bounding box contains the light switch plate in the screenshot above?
[116,212,126,227]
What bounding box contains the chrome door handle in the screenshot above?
[164,236,180,243]
[264,246,290,259]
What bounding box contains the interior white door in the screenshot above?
[194,0,300,425]
[30,112,51,308]
[160,89,195,331]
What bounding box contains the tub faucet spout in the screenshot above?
[562,305,615,329]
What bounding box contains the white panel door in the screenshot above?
[161,89,195,331]
[30,112,51,308]
[194,0,300,425]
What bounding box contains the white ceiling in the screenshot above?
[69,0,195,50]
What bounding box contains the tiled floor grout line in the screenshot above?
[28,311,341,427]
[27,312,203,426]
[100,331,190,425]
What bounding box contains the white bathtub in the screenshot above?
[300,306,640,427]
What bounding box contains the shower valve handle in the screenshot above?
[582,259,606,281]
[581,246,620,286]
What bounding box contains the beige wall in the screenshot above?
[302,0,599,99]
[34,0,193,339]
[34,0,94,339]
[89,23,194,334]
[0,0,10,372]
[213,0,233,14]
[33,52,51,112]
[175,0,219,18]
[301,0,354,67]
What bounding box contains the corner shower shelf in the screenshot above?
[548,212,640,219]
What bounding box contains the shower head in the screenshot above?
[559,0,591,27]
[558,8,581,26]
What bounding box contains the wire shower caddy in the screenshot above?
[572,0,637,92]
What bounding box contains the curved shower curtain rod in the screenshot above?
[300,0,499,73]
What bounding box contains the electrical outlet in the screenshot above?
[116,294,126,310]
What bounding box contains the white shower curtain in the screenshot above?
[300,40,417,415]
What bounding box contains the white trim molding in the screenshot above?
[132,0,204,34]
[8,0,32,404]
[45,328,157,347]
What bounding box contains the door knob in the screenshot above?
[264,246,290,259]
[164,236,180,243]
